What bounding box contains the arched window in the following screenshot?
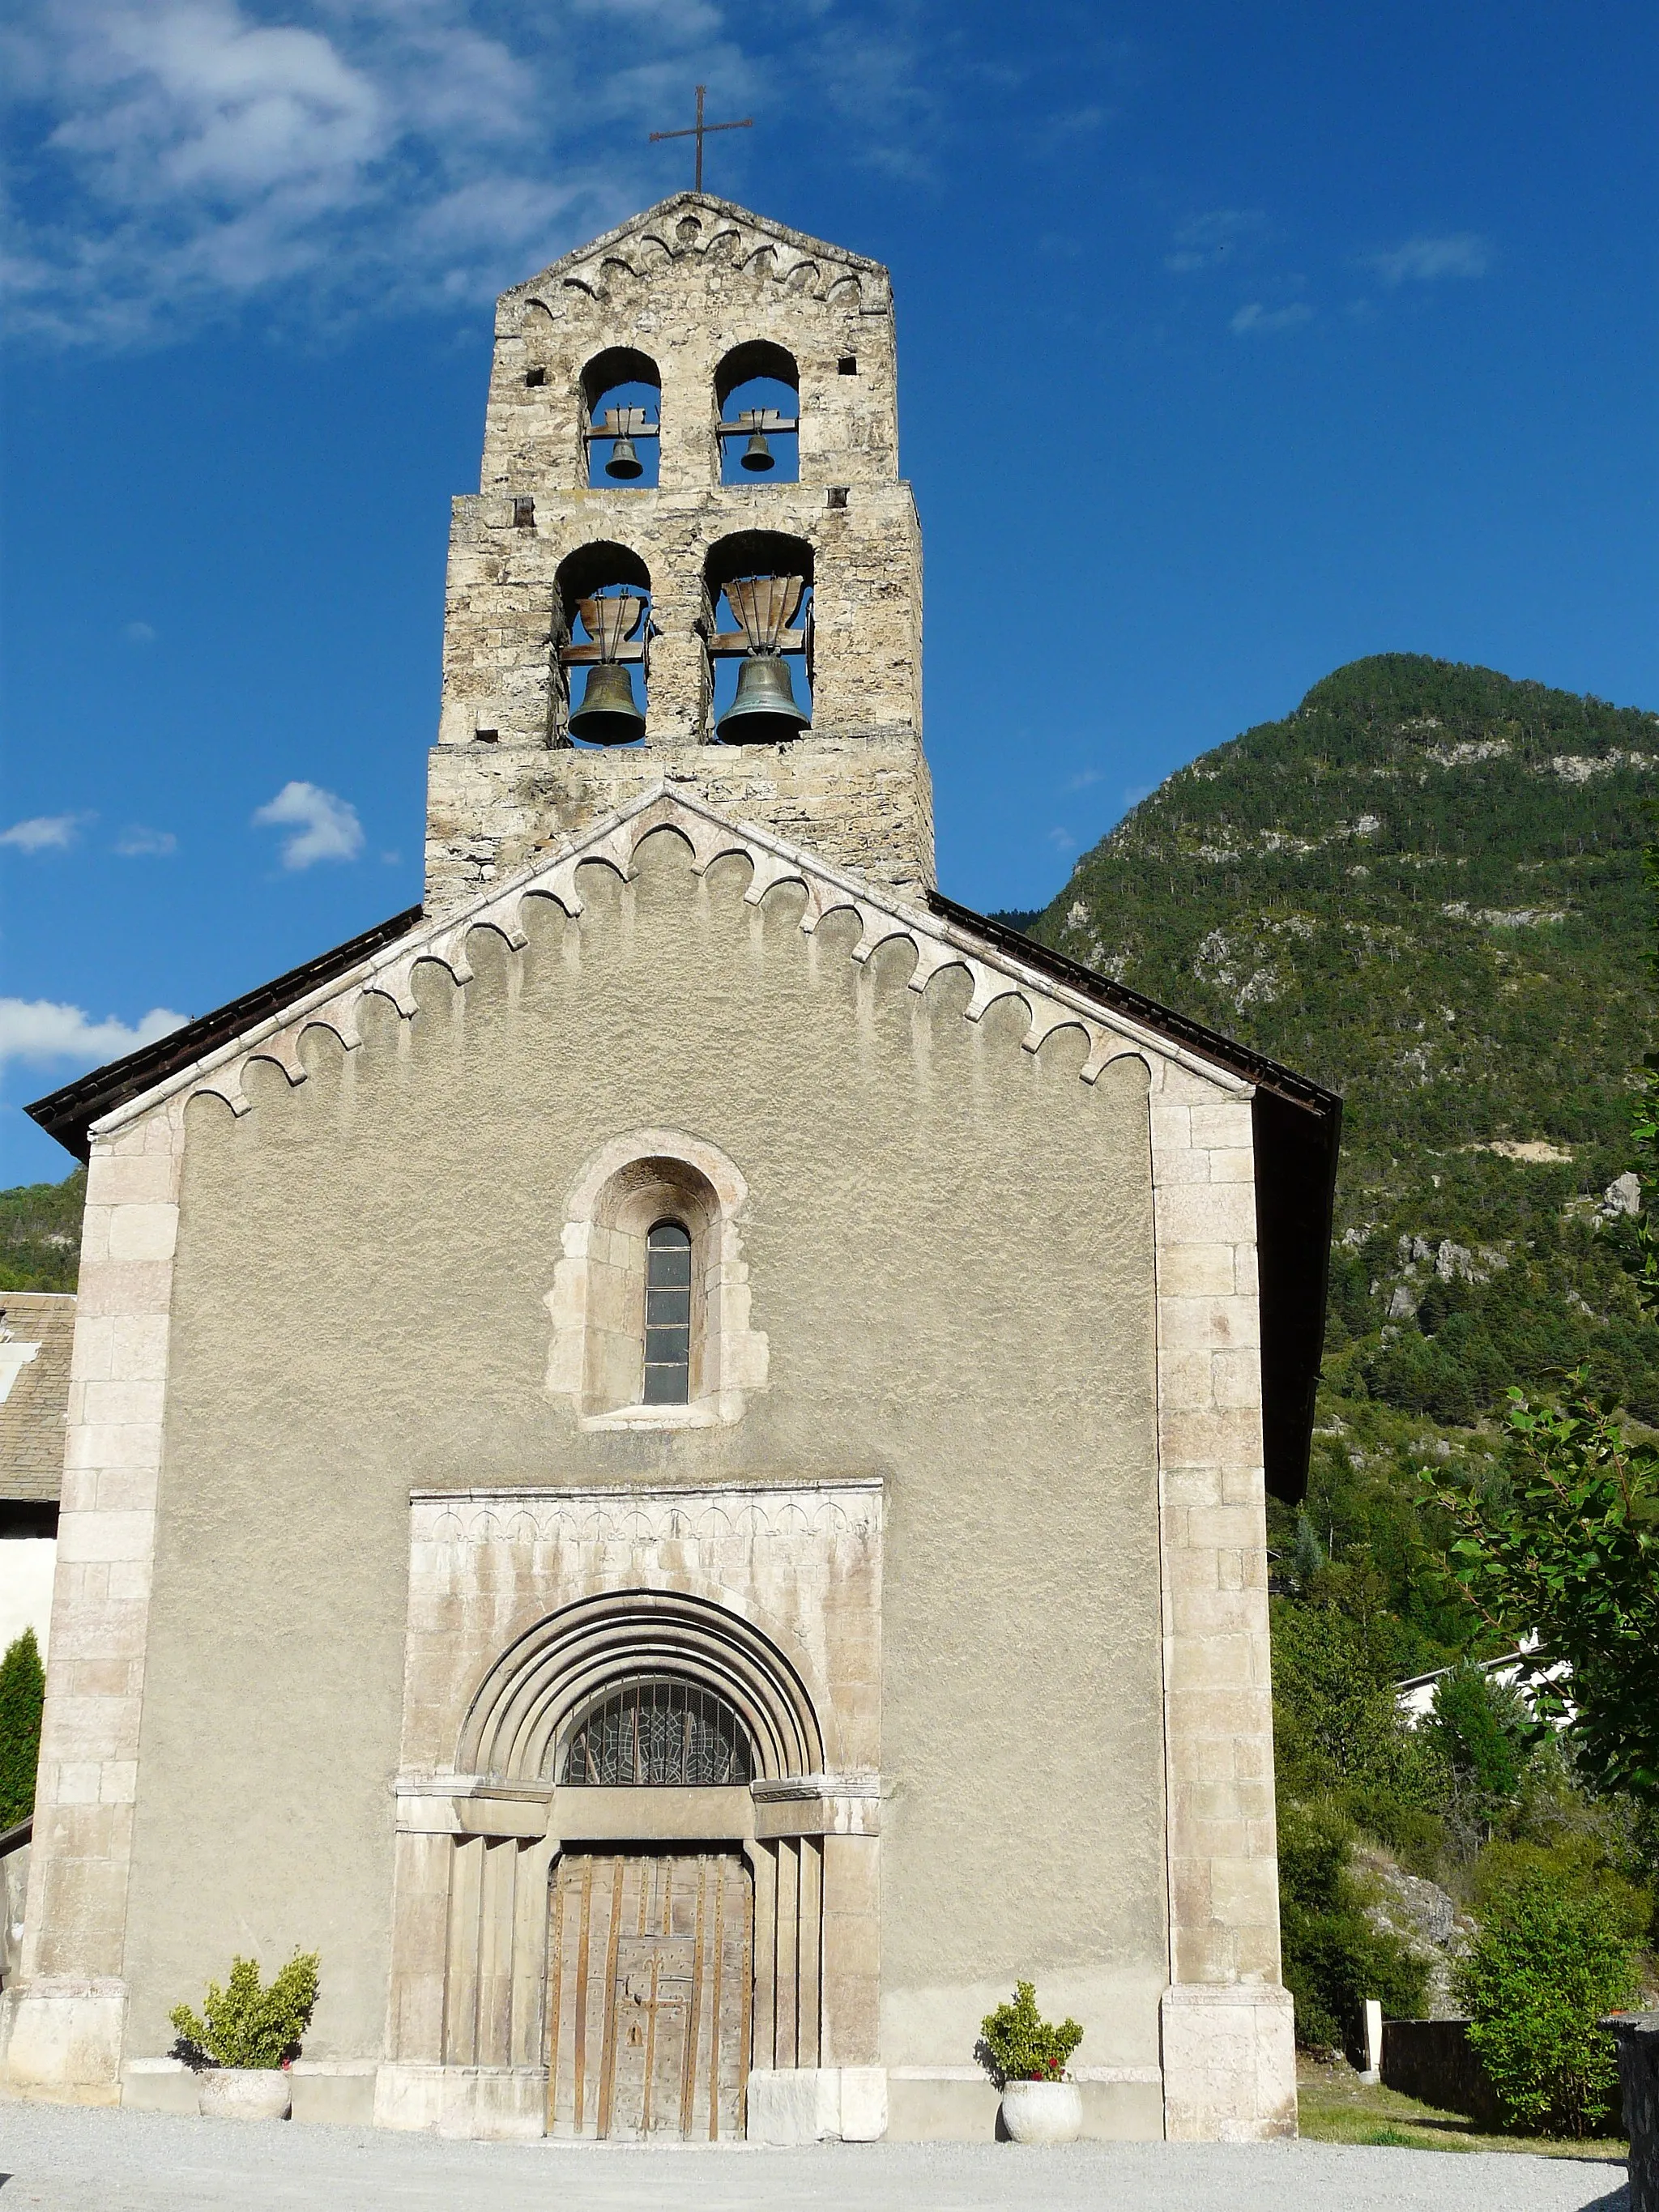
[545,1132,768,1430]
[715,341,799,485]
[643,1220,692,1404]
[561,1678,754,1786]
[582,347,660,488]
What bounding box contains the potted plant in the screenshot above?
[979,1980,1085,2144]
[170,1950,320,2120]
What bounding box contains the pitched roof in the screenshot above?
[26,906,423,1164]
[24,786,1339,1502]
[0,1292,77,1507]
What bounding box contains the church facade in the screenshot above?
[4,196,1337,2144]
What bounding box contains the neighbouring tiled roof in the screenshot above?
[0,1293,77,1505]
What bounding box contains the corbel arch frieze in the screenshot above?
[109,785,1231,1147]
[549,230,857,308]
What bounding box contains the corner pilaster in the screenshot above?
[1,1106,182,2101]
[1148,1063,1296,2140]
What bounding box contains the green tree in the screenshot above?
[1456,1869,1636,2134]
[1277,1802,1429,2052]
[1271,1599,1443,1805]
[0,1629,45,1829]
[1426,1660,1527,1843]
[1422,1385,1659,1806]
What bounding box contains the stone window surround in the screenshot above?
[544,1127,768,1430]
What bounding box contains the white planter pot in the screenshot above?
[1000,2078,1082,2145]
[198,2069,292,2121]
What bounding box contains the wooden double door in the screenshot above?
[546,1851,753,2140]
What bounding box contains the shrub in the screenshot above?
[1335,1784,1446,1879]
[0,1629,45,1829]
[1278,1801,1430,2053]
[978,1981,1083,2084]
[170,1951,321,2070]
[1455,1870,1636,2134]
[1473,1839,1652,1947]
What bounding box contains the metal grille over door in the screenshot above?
[547,1852,752,2140]
[561,1679,753,1787]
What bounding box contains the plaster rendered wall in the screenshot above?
[0,1539,56,1662]
[119,829,1171,2076]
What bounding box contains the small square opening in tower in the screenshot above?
[838,356,858,375]
[514,497,535,528]
[826,487,849,510]
[524,367,546,388]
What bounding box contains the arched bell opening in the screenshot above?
[702,531,813,746]
[715,341,798,485]
[555,543,652,747]
[582,347,661,488]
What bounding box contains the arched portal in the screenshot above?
[384,1485,881,2142]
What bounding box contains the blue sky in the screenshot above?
[2,0,1655,1185]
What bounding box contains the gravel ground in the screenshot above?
[0,2103,1632,2212]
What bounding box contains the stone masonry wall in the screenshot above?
[425,735,934,914]
[1148,1072,1296,2139]
[0,1105,185,2101]
[426,192,928,916]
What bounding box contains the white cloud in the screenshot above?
[115,825,177,856]
[253,779,363,867]
[1367,232,1491,285]
[3,0,926,344]
[1230,300,1312,335]
[0,813,84,852]
[0,997,187,1070]
[122,619,157,643]
[1046,827,1077,851]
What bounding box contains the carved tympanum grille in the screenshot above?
[561,1679,754,1787]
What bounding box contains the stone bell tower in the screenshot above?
[424,194,932,916]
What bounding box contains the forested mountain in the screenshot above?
[0,1170,84,1294]
[1033,651,1659,1674]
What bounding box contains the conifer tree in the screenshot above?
[0,1627,45,1829]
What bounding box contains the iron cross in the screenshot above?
[649,85,752,194]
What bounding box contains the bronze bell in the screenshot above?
[605,435,643,480]
[740,428,774,472]
[716,655,809,744]
[568,662,645,744]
